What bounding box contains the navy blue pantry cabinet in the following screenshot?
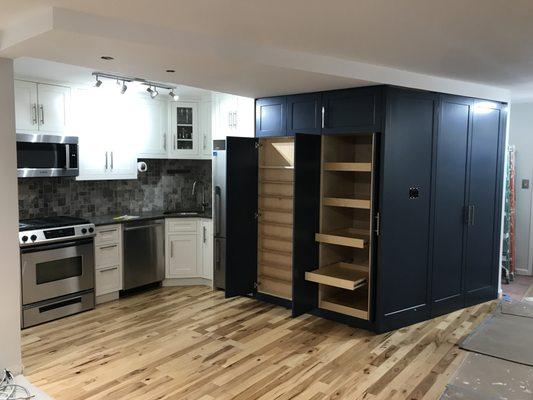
[232,85,507,333]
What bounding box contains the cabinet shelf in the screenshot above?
[259,165,294,170]
[323,162,372,172]
[315,228,369,248]
[323,197,371,209]
[305,262,368,290]
[259,179,294,185]
[320,289,369,320]
[259,194,294,200]
[257,275,292,300]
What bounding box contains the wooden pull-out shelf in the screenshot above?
[305,262,367,290]
[320,288,369,320]
[323,162,372,172]
[323,197,371,209]
[315,228,369,248]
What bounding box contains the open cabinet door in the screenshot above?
[292,133,321,316]
[225,137,258,297]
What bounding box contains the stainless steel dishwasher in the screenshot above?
[123,219,165,290]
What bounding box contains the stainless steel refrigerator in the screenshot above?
[213,140,227,289]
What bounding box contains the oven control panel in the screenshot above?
[19,223,96,247]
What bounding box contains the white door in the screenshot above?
[169,102,198,158]
[137,97,169,159]
[235,96,255,137]
[199,100,212,158]
[167,234,198,278]
[201,220,213,280]
[214,93,235,139]
[37,83,70,133]
[14,80,38,132]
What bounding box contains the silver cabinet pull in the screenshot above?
[174,134,177,150]
[110,151,114,170]
[203,133,207,150]
[98,266,118,273]
[99,228,117,234]
[228,112,232,129]
[163,133,167,151]
[39,104,44,125]
[203,226,207,243]
[32,104,37,125]
[234,112,238,129]
[170,242,174,258]
[99,244,117,250]
[321,106,325,129]
[105,151,108,170]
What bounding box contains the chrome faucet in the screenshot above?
[192,180,208,213]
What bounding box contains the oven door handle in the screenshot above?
[21,238,94,253]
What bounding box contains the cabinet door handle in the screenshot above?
[228,112,232,129]
[163,133,167,151]
[99,266,118,273]
[215,240,221,271]
[99,228,117,234]
[233,112,238,129]
[203,226,207,243]
[321,106,325,129]
[32,104,38,125]
[469,205,475,226]
[174,134,177,150]
[99,244,117,250]
[110,151,114,170]
[39,104,45,125]
[105,151,108,170]
[170,242,174,258]
[203,133,207,150]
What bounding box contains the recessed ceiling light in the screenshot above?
[166,69,175,73]
[101,56,114,60]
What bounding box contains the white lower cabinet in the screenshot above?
[165,218,213,280]
[94,224,123,300]
[200,219,213,280]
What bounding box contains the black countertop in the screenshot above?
[89,210,212,226]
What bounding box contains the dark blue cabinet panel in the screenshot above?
[255,97,286,137]
[322,87,383,134]
[286,93,321,135]
[376,88,436,332]
[225,137,258,297]
[464,102,504,305]
[430,96,472,316]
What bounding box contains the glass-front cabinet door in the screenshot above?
[170,102,198,157]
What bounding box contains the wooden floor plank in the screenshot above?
[21,286,494,400]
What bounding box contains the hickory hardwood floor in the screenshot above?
[21,286,494,400]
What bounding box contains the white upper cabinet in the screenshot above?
[169,102,198,158]
[37,84,70,133]
[14,81,38,131]
[75,88,137,181]
[136,97,169,159]
[14,80,71,134]
[213,93,254,139]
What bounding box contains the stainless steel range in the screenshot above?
[19,216,96,328]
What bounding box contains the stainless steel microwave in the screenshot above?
[17,133,79,178]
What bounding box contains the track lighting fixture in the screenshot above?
[169,90,179,101]
[120,81,128,94]
[151,87,159,99]
[94,74,102,87]
[146,86,154,95]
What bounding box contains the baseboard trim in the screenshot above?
[96,291,119,305]
[163,278,212,287]
[516,268,531,276]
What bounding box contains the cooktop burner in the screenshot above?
[19,216,91,232]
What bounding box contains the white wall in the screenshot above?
[508,102,533,275]
[0,57,22,373]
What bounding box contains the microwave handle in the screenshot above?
[65,144,70,170]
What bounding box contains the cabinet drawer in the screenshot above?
[95,265,120,296]
[95,243,121,268]
[95,225,121,245]
[166,219,198,233]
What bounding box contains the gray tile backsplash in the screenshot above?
[18,159,212,220]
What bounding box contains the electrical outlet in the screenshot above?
[523,179,530,189]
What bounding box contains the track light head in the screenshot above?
[150,87,159,99]
[169,90,179,101]
[120,81,128,94]
[94,75,102,87]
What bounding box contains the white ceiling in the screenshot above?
[1,0,533,100]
